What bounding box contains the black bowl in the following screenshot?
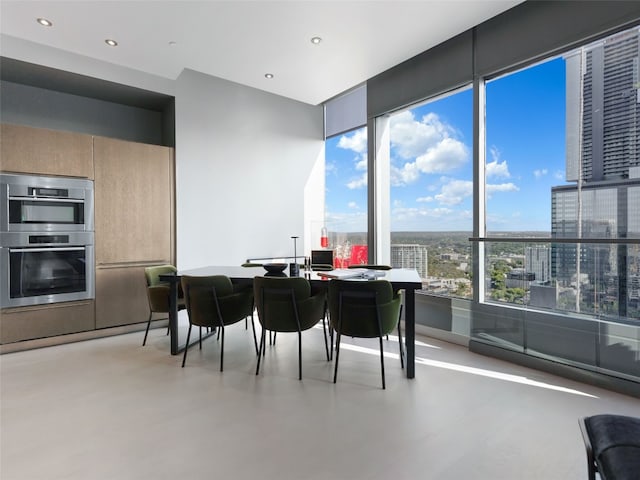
[263,263,287,274]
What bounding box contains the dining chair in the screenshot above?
[181,275,256,371]
[343,264,401,346]
[253,276,329,380]
[328,279,403,389]
[143,264,186,346]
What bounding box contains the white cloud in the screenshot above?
[554,170,565,180]
[338,128,367,153]
[348,201,359,209]
[325,210,367,233]
[434,179,473,206]
[355,154,367,171]
[486,146,511,179]
[533,168,548,178]
[416,196,434,203]
[390,204,472,230]
[486,182,519,196]
[346,173,367,189]
[389,111,469,186]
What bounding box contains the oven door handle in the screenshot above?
[9,196,84,203]
[9,247,86,253]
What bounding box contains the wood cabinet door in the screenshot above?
[0,123,93,178]
[94,136,173,265]
[95,266,149,328]
[0,301,95,343]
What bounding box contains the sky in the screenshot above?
[325,56,567,233]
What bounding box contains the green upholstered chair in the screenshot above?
[328,279,403,389]
[340,265,401,345]
[253,276,329,380]
[143,264,185,346]
[181,275,256,371]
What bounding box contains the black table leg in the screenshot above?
[168,274,179,355]
[405,288,416,379]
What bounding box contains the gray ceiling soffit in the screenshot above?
[0,57,173,112]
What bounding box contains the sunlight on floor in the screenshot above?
[336,341,598,398]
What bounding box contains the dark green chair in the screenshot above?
[254,276,329,380]
[328,279,403,389]
[181,275,256,371]
[143,264,185,346]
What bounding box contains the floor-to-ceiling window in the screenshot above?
[483,27,640,326]
[324,125,368,266]
[382,88,474,298]
[476,24,640,379]
[363,16,639,383]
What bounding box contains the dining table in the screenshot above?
[160,265,423,379]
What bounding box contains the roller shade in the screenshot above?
[366,1,640,119]
[324,84,366,138]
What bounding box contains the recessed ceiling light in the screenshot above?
[105,39,118,47]
[36,18,53,27]
[310,36,322,45]
[264,73,274,79]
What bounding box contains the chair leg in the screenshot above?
[256,327,266,375]
[219,326,225,372]
[398,318,404,370]
[199,327,203,350]
[250,314,259,355]
[142,312,152,346]
[379,335,386,390]
[329,326,334,360]
[322,316,330,361]
[181,324,192,368]
[298,330,303,380]
[333,331,341,383]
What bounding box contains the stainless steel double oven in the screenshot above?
[0,173,95,308]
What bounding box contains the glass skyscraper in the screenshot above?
[552,27,640,319]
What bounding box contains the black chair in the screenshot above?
[254,276,329,380]
[341,264,401,345]
[181,275,256,371]
[328,279,403,389]
[579,414,640,480]
[143,264,186,346]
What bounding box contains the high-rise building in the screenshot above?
[390,244,428,279]
[552,26,640,318]
[525,245,551,283]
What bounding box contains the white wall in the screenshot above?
[175,69,324,270]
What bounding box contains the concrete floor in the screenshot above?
[1,316,638,480]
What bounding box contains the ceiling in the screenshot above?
[0,1,522,106]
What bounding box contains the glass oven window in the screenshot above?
[9,199,84,225]
[9,248,87,299]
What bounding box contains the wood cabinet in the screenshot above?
[0,301,95,344]
[93,136,174,328]
[93,136,173,265]
[0,126,175,345]
[95,266,150,329]
[0,123,93,178]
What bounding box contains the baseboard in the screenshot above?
[0,319,168,354]
[415,324,469,347]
